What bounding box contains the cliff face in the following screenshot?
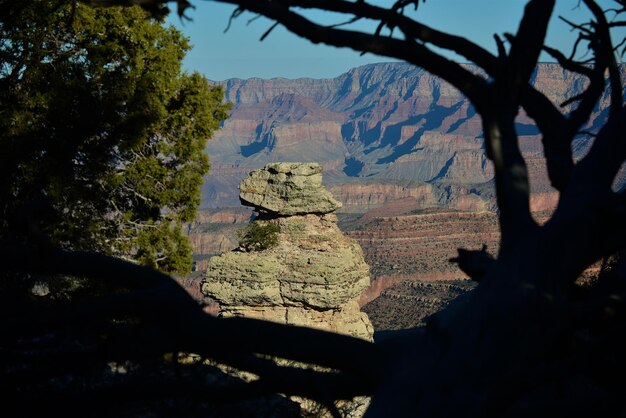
[346,209,500,304]
[204,63,621,210]
[201,163,373,341]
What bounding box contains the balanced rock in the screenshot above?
[239,162,342,215]
[202,163,372,341]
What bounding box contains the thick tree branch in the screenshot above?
[521,87,574,192]
[7,340,374,404]
[548,105,626,278]
[216,0,489,110]
[482,1,555,246]
[521,0,613,193]
[574,106,626,194]
[1,248,384,380]
[273,0,501,73]
[502,0,555,105]
[482,112,537,248]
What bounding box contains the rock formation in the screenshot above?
[201,163,373,341]
[239,162,342,215]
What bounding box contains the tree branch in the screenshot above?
[521,1,613,193]
[1,247,384,380]
[482,0,555,246]
[502,0,555,105]
[276,0,500,73]
[583,0,623,119]
[216,0,490,110]
[573,105,626,198]
[549,105,626,277]
[542,45,593,77]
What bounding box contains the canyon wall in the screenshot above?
[203,62,623,211]
[189,63,624,331]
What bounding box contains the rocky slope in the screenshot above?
[344,209,500,304]
[362,280,477,331]
[201,163,373,340]
[343,208,556,305]
[203,63,622,211]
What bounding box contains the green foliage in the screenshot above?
[0,2,230,274]
[237,222,279,252]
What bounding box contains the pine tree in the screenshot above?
[0,2,230,274]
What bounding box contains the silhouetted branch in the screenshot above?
[450,245,495,282]
[521,0,615,194]
[575,105,626,194]
[494,34,507,60]
[550,105,626,277]
[216,0,490,108]
[4,361,313,416]
[583,0,623,118]
[543,45,593,77]
[271,0,500,74]
[482,0,555,247]
[503,0,555,105]
[259,21,279,41]
[1,248,384,379]
[521,87,574,192]
[560,15,594,35]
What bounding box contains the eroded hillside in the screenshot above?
[204,62,621,210]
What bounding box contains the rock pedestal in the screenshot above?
[201,162,373,341]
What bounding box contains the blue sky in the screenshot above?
[167,1,620,81]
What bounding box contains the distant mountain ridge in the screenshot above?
[204,62,618,212]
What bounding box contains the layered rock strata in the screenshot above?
[204,63,625,210]
[201,163,373,341]
[362,280,477,331]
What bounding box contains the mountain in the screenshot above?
[203,62,617,212]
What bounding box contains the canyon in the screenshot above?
[186,62,624,330]
[203,62,621,211]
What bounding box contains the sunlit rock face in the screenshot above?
[238,162,342,215]
[201,163,373,341]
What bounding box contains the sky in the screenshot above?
[167,1,621,81]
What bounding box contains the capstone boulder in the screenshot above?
[239,162,342,215]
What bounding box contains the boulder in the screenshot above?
[239,162,342,215]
